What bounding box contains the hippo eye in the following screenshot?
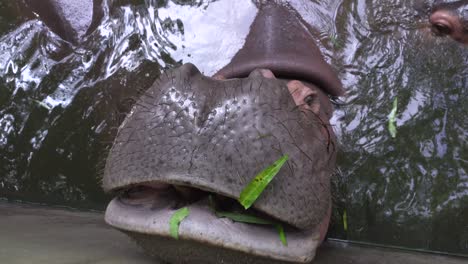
[432,22,453,35]
[303,93,321,114]
[304,94,316,106]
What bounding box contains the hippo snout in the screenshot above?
[103,62,336,263]
[102,2,343,263]
[104,61,335,227]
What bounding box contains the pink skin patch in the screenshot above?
[212,74,226,80]
[258,69,276,79]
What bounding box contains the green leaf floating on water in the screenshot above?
[169,207,190,240]
[388,97,398,138]
[343,209,348,232]
[238,154,289,210]
[216,211,287,246]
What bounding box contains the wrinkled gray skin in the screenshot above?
[103,2,342,263]
[429,0,468,44]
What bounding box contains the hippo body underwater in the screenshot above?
[102,2,344,263]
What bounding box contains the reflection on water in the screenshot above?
[328,0,467,254]
[0,0,466,256]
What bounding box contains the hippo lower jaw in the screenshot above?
[105,182,326,263]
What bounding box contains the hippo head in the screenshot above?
[429,0,468,44]
[102,2,344,263]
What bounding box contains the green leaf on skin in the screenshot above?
[169,207,190,239]
[275,224,287,246]
[238,154,289,210]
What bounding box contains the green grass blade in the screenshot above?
[169,207,190,239]
[388,98,398,138]
[343,209,348,232]
[275,224,287,246]
[216,211,287,246]
[238,154,289,209]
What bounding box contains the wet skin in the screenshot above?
[429,0,468,44]
[103,2,344,264]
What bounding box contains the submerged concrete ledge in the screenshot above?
[0,201,466,264]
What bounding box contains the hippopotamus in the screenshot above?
[102,2,344,263]
[429,0,468,44]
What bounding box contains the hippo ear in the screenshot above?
[215,1,345,96]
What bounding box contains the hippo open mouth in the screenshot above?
[102,2,344,264]
[105,178,326,263]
